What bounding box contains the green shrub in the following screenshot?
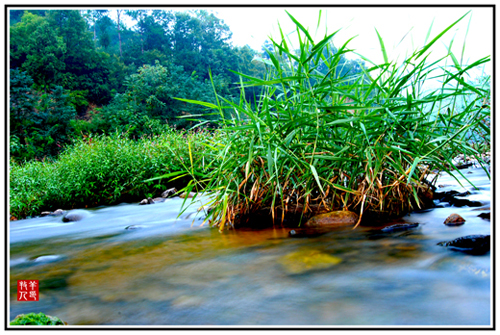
[9,129,218,219]
[10,312,65,326]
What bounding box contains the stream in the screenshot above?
[9,167,492,326]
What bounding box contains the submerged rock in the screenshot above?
[381,223,419,232]
[437,235,490,255]
[304,211,359,228]
[62,210,89,222]
[444,213,466,226]
[278,248,342,274]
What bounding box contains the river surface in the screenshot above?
[9,167,492,327]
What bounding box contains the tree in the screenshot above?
[21,21,66,91]
[116,9,124,57]
[10,69,77,160]
[10,11,46,69]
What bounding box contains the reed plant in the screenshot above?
[172,11,490,230]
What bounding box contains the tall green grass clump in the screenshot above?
[174,11,490,230]
[10,128,218,219]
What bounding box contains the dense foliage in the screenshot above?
[8,9,276,160]
[10,129,218,219]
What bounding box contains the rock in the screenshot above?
[437,235,490,255]
[179,192,197,199]
[304,211,359,228]
[478,212,490,220]
[62,210,89,222]
[139,198,155,205]
[444,213,466,226]
[381,223,419,232]
[125,225,146,230]
[40,211,51,217]
[278,248,342,274]
[49,209,65,216]
[433,191,482,207]
[161,187,177,198]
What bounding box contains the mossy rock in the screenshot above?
[10,312,66,326]
[279,248,342,274]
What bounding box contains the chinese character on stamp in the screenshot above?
[17,280,39,301]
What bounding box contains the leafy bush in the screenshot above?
[9,129,218,219]
[10,312,65,326]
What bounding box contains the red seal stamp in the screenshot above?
[17,280,39,301]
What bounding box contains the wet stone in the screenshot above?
[444,213,466,226]
[161,187,177,198]
[478,212,490,220]
[125,225,146,230]
[304,211,358,228]
[62,210,89,222]
[49,209,65,216]
[438,235,490,255]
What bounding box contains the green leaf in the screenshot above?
[375,28,389,64]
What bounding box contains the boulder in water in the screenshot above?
[49,209,65,216]
[161,187,177,198]
[478,212,490,220]
[179,192,197,199]
[304,211,358,228]
[62,210,89,222]
[437,235,490,255]
[444,213,466,226]
[139,198,156,205]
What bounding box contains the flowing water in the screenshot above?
[9,167,492,327]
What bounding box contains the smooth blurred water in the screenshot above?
[9,167,491,327]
